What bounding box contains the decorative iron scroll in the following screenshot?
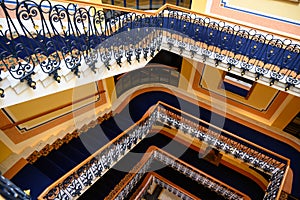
[106,148,246,200]
[0,0,300,97]
[0,172,31,200]
[39,102,288,200]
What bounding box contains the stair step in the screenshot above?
[11,164,53,200]
[33,157,66,181]
[46,151,78,172]
[79,126,109,154]
[58,144,89,163]
[67,138,91,158]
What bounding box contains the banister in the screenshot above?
[0,0,299,100]
[37,101,289,200]
[104,146,157,200]
[153,146,250,199]
[54,0,300,42]
[107,145,251,200]
[0,90,106,130]
[157,101,290,165]
[140,172,201,200]
[37,102,159,199]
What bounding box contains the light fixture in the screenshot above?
[54,74,61,83]
[255,75,259,81]
[227,65,232,71]
[215,60,219,66]
[285,85,290,91]
[241,70,245,76]
[0,88,4,98]
[269,79,275,86]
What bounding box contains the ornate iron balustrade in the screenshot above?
[0,0,299,99]
[131,173,197,200]
[38,101,289,200]
[101,0,192,10]
[154,102,289,200]
[105,146,248,200]
[0,172,31,200]
[39,107,157,200]
[152,175,195,200]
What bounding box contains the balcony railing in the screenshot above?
[38,101,289,200]
[105,146,250,200]
[131,172,199,200]
[0,172,31,200]
[0,0,300,101]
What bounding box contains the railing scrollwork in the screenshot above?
[38,101,289,200]
[0,1,300,98]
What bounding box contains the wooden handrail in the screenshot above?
[108,145,251,200]
[130,172,201,200]
[157,101,290,165]
[0,90,106,130]
[38,101,289,199]
[37,103,159,199]
[53,1,300,42]
[104,146,158,200]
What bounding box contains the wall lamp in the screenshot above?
[0,88,4,98]
[285,84,290,91]
[22,74,36,89]
[241,70,245,76]
[227,64,232,71]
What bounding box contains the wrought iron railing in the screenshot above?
[101,0,192,10]
[105,146,249,200]
[131,172,198,200]
[115,64,180,97]
[0,172,31,200]
[0,0,299,99]
[38,101,289,200]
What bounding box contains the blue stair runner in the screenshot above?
[11,91,300,199]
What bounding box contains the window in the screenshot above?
[284,112,300,139]
[220,72,254,98]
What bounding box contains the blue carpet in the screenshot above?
[80,132,264,199]
[126,91,300,198]
[11,164,53,200]
[11,91,300,198]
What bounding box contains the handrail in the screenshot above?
[106,146,250,200]
[104,146,156,200]
[0,90,105,130]
[37,103,158,199]
[38,101,289,200]
[131,172,201,200]
[0,0,300,100]
[157,101,290,165]
[57,1,300,42]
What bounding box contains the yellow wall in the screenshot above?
[178,58,194,91]
[105,77,117,104]
[228,0,300,22]
[4,83,99,129]
[0,141,12,163]
[272,96,300,129]
[191,0,207,13]
[200,65,278,110]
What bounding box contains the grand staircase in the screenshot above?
[10,90,300,199]
[11,112,132,199]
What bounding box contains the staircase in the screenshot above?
[11,112,133,199]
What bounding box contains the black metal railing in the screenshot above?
[0,0,299,99]
[105,147,248,200]
[0,172,31,200]
[101,0,192,10]
[38,101,289,200]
